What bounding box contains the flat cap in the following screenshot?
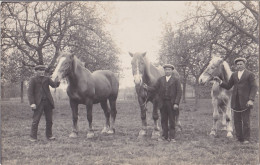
[163,64,174,70]
[234,57,247,64]
[35,65,47,71]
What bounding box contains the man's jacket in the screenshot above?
[28,76,60,109]
[152,74,182,108]
[220,69,258,110]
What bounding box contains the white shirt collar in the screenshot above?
[238,69,245,79]
[238,69,245,73]
[166,75,171,82]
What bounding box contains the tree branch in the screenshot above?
[211,2,258,43]
[240,1,258,20]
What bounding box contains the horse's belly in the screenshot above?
[93,93,111,102]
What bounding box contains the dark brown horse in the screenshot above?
[129,52,181,139]
[52,52,119,138]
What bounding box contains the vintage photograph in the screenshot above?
[1,1,259,164]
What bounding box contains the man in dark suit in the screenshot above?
[214,57,258,144]
[28,65,60,142]
[145,64,182,142]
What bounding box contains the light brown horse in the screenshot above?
[199,56,233,138]
[129,52,181,139]
[52,52,119,138]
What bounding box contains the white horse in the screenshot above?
[199,56,233,138]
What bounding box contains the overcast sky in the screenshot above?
[103,1,189,88]
[58,1,190,90]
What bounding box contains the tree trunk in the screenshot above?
[20,81,24,103]
[182,80,186,103]
[1,84,5,99]
[194,78,199,105]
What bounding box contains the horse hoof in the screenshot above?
[227,132,233,138]
[87,132,95,139]
[138,130,146,138]
[101,127,110,134]
[107,129,115,134]
[151,130,160,139]
[69,132,78,138]
[209,131,216,137]
[176,126,182,132]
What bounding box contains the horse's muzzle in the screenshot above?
[133,75,142,85]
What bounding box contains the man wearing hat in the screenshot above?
[214,57,258,144]
[145,64,182,142]
[27,65,60,142]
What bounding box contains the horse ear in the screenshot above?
[142,52,146,57]
[129,52,133,57]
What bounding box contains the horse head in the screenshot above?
[199,56,224,85]
[52,51,74,82]
[129,52,147,86]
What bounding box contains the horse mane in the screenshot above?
[142,56,163,85]
[74,56,85,68]
[221,61,232,83]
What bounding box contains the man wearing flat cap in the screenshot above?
[145,63,182,142]
[214,57,258,144]
[27,65,60,142]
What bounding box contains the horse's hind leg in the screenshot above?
[108,98,117,134]
[100,100,111,134]
[69,99,79,138]
[210,99,219,137]
[175,109,182,132]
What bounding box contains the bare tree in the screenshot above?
[158,1,258,104]
[1,2,120,101]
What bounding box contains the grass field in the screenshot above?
[1,99,259,165]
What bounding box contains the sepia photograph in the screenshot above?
[1,1,259,164]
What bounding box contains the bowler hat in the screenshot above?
[35,65,47,71]
[163,64,174,70]
[234,57,247,64]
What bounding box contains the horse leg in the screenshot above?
[86,99,94,139]
[138,97,147,138]
[226,101,233,138]
[108,98,117,134]
[151,102,160,139]
[175,109,182,132]
[210,99,219,137]
[221,112,227,131]
[100,101,110,134]
[69,99,79,138]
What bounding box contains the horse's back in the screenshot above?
[92,70,119,100]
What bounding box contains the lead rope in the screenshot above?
[232,108,250,113]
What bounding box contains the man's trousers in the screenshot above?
[30,99,53,139]
[160,100,176,140]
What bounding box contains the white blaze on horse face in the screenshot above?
[199,56,222,84]
[133,61,142,85]
[52,57,66,82]
[199,74,210,84]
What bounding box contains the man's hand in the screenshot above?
[30,104,36,110]
[246,100,254,108]
[143,83,148,89]
[213,76,221,84]
[173,104,179,111]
